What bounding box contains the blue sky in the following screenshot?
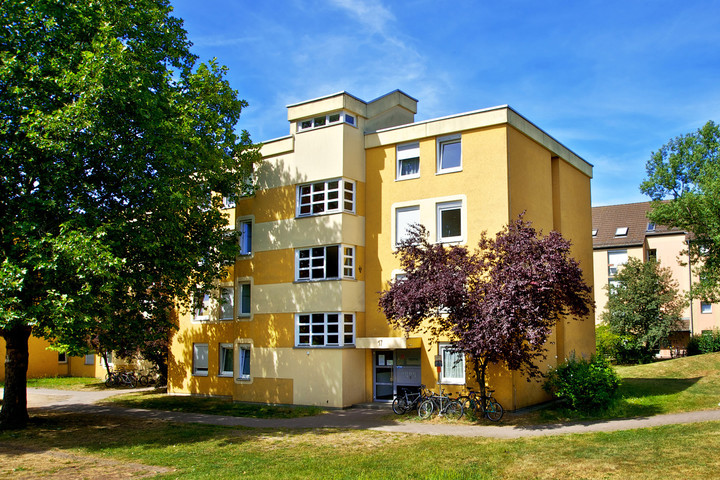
[170,0,720,206]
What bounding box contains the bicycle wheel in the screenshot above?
[138,375,149,387]
[104,374,115,388]
[486,400,504,421]
[445,400,463,420]
[418,399,434,419]
[392,397,408,415]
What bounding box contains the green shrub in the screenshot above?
[688,329,720,355]
[543,352,621,412]
[596,325,654,364]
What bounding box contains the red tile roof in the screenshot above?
[592,201,685,249]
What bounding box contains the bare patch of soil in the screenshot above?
[0,443,172,479]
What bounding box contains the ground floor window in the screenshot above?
[295,313,355,347]
[193,343,209,376]
[439,343,465,384]
[237,344,251,381]
[84,354,94,365]
[219,344,234,377]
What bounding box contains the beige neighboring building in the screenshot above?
[592,202,720,347]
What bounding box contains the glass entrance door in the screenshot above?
[373,351,394,400]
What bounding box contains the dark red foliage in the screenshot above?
[379,215,593,383]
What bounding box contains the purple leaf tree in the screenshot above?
[379,214,594,394]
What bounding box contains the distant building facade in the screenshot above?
[592,202,720,346]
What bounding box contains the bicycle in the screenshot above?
[418,387,463,420]
[457,387,504,421]
[104,369,138,388]
[392,385,431,415]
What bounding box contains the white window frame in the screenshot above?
[395,206,420,246]
[219,286,234,321]
[615,227,629,237]
[296,179,355,217]
[439,343,465,385]
[237,281,252,318]
[437,200,463,243]
[701,302,712,314]
[296,245,354,281]
[396,142,420,180]
[221,196,236,209]
[58,352,67,364]
[219,343,234,377]
[295,313,356,347]
[239,219,253,256]
[608,250,628,276]
[193,292,212,322]
[297,111,356,132]
[437,134,462,174]
[192,343,209,377]
[236,343,251,381]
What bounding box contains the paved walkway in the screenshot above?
[20,387,720,439]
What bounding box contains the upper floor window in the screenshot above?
[238,281,251,318]
[437,134,461,173]
[221,196,236,209]
[396,206,420,245]
[646,222,656,232]
[296,245,355,281]
[297,179,355,217]
[297,111,356,132]
[701,302,712,314]
[239,220,252,255]
[296,313,355,347]
[193,292,212,322]
[608,250,628,276]
[397,142,420,180]
[437,201,463,243]
[615,227,629,237]
[220,287,234,320]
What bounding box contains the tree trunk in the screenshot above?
[0,325,32,429]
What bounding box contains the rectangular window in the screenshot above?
[222,196,236,209]
[297,179,355,216]
[58,352,67,364]
[396,206,420,245]
[193,292,212,322]
[608,250,628,276]
[297,111,356,131]
[439,344,465,384]
[238,282,251,317]
[220,287,234,320]
[437,201,463,243]
[219,344,234,377]
[647,249,657,262]
[239,220,252,255]
[84,354,95,365]
[397,142,420,180]
[296,313,355,347]
[701,302,712,314]
[193,343,209,376]
[237,344,251,380]
[437,135,461,173]
[615,227,629,237]
[296,245,354,280]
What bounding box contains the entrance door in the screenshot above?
[373,351,394,400]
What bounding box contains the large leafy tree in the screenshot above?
[379,216,593,392]
[640,121,720,302]
[0,0,260,428]
[601,258,685,363]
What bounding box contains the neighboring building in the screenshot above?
[167,90,595,411]
[0,336,110,381]
[592,202,720,347]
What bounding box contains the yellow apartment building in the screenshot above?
[167,90,595,410]
[592,202,720,348]
[0,336,111,381]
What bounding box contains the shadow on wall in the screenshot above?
[170,155,366,405]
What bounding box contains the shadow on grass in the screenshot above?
[620,377,701,397]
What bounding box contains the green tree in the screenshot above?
[640,121,720,302]
[0,0,260,428]
[601,258,686,363]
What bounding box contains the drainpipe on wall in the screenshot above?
[688,247,694,336]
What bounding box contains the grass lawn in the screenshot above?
[104,390,326,419]
[1,410,719,479]
[1,353,719,478]
[13,376,106,391]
